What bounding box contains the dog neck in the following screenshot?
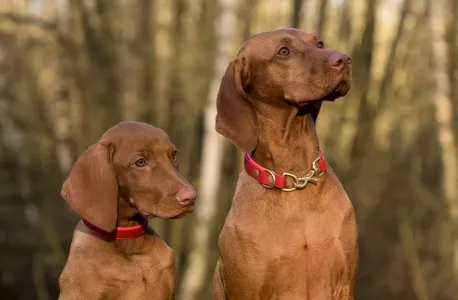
[104,196,150,253]
[117,196,146,227]
[252,102,321,175]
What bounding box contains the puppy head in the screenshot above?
[61,121,196,232]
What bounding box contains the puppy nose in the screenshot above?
[328,52,351,71]
[176,189,197,207]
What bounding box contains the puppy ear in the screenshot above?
[61,143,118,232]
[215,57,259,153]
[310,101,322,124]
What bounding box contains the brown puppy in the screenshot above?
[59,121,196,300]
[212,29,358,299]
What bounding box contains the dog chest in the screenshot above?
[219,215,348,299]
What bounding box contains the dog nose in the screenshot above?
[328,52,351,71]
[176,189,197,207]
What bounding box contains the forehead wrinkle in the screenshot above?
[286,31,318,46]
[139,133,170,157]
[239,30,321,59]
[114,131,170,157]
[279,36,293,46]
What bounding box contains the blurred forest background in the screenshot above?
[0,0,457,299]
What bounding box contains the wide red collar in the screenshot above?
[82,218,149,240]
[244,151,327,191]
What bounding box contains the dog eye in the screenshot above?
[278,47,290,56]
[172,150,179,162]
[317,41,325,49]
[134,158,147,168]
[171,150,179,169]
[172,149,179,160]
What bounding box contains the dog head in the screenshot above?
[61,121,196,232]
[215,28,352,152]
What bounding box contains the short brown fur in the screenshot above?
[59,121,196,300]
[212,28,358,300]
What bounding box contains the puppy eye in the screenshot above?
[317,41,325,49]
[134,158,147,168]
[278,46,290,56]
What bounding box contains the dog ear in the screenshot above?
[61,143,118,232]
[215,57,259,153]
[310,101,322,124]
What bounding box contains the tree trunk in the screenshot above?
[446,0,458,138]
[429,0,458,274]
[347,0,376,164]
[70,0,122,142]
[179,0,238,298]
[398,207,430,300]
[323,0,352,152]
[240,0,258,41]
[335,0,376,168]
[339,0,352,46]
[316,0,328,38]
[175,0,219,293]
[165,0,187,139]
[290,0,305,28]
[162,0,188,245]
[375,0,410,112]
[350,0,410,167]
[137,0,157,124]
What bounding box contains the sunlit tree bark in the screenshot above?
[429,0,458,275]
[179,0,238,298]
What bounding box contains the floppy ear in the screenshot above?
[215,57,259,153]
[310,101,322,124]
[61,143,118,232]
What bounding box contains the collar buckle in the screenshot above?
[244,152,327,192]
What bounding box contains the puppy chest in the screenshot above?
[138,256,175,297]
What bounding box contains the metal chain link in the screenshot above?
[280,156,325,192]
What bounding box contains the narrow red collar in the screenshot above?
[82,218,149,240]
[244,151,327,191]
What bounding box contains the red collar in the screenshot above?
[244,151,327,191]
[82,218,149,240]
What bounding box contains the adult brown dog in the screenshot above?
[212,29,358,299]
[59,121,196,300]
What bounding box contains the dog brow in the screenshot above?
[280,36,293,46]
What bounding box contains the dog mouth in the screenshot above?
[286,98,317,108]
[170,212,187,219]
[170,208,194,219]
[140,211,154,219]
[286,80,350,107]
[172,203,196,219]
[140,207,193,220]
[320,82,348,101]
[137,197,195,220]
[130,198,154,219]
[330,79,351,98]
[295,102,316,115]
